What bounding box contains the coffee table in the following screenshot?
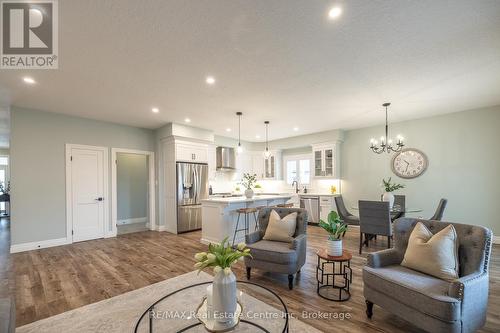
[316,249,352,302]
[134,281,289,332]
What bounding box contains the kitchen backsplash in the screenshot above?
[210,171,341,195]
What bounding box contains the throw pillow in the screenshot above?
[401,222,459,281]
[263,210,298,243]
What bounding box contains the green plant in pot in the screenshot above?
[319,211,348,256]
[382,177,405,208]
[240,173,257,198]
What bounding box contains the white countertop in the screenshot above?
[298,193,340,197]
[202,194,292,204]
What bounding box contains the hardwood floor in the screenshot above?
[11,226,500,332]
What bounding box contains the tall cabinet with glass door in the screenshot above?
[312,142,340,178]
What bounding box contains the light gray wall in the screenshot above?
[341,105,500,235]
[117,153,148,221]
[10,107,155,245]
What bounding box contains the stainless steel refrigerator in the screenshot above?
[176,162,208,233]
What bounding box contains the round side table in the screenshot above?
[316,249,352,302]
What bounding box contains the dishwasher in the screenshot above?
[300,196,320,224]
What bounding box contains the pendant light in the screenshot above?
[236,112,243,154]
[263,121,271,159]
[370,102,405,154]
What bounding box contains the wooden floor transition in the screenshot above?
[12,226,500,332]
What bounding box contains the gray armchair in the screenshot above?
[363,218,492,333]
[244,208,308,290]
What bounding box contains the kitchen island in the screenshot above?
[201,194,293,245]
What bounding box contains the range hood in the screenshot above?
[216,146,236,171]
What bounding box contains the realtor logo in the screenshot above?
[1,0,58,69]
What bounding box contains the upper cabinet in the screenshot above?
[235,150,281,180]
[175,140,209,163]
[263,150,282,180]
[312,142,340,178]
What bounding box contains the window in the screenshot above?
[285,154,311,185]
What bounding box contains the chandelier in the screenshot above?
[370,102,405,154]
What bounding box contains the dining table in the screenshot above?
[351,204,423,220]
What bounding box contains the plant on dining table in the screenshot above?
[382,177,405,192]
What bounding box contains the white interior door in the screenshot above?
[70,146,107,242]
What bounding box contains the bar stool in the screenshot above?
[232,207,259,247]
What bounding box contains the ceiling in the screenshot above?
[1,0,500,142]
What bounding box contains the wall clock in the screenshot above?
[391,148,428,179]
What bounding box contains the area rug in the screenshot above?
[17,271,321,332]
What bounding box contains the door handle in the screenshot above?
[95,197,103,201]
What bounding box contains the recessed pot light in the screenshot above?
[226,128,232,132]
[23,77,36,84]
[293,127,299,131]
[184,118,191,123]
[206,76,216,85]
[255,135,261,139]
[328,6,342,19]
[152,107,159,113]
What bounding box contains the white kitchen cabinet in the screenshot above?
[263,150,282,180]
[319,196,335,222]
[312,142,340,178]
[175,141,208,163]
[207,144,217,180]
[235,150,281,180]
[236,153,253,177]
[252,154,264,179]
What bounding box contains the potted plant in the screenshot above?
[382,177,405,208]
[319,211,348,256]
[254,183,262,194]
[194,237,251,324]
[240,173,257,198]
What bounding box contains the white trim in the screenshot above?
[493,235,500,245]
[66,144,110,243]
[111,148,156,234]
[10,237,70,253]
[117,217,148,225]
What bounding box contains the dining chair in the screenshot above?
[430,198,447,221]
[393,195,406,218]
[334,195,360,226]
[334,195,360,237]
[358,200,392,254]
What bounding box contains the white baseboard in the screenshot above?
[156,225,167,232]
[493,235,500,245]
[117,217,148,225]
[10,237,70,253]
